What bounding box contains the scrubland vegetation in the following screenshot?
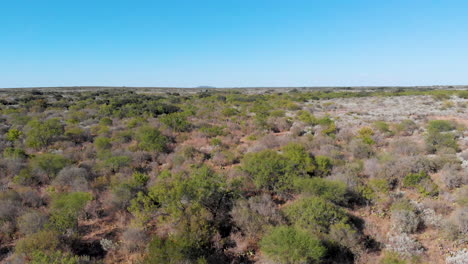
[0,87,467,264]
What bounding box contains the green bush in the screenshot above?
[31,153,69,179]
[296,110,317,125]
[242,149,293,192]
[48,192,92,233]
[94,136,112,151]
[260,225,326,264]
[373,121,393,134]
[425,130,459,153]
[25,118,64,148]
[199,124,225,137]
[159,112,191,132]
[293,177,348,205]
[29,251,82,264]
[221,107,239,117]
[13,168,35,185]
[104,155,132,172]
[314,155,333,176]
[282,143,315,176]
[3,147,28,159]
[357,127,375,145]
[136,126,168,152]
[427,120,456,132]
[284,196,349,234]
[403,171,428,187]
[99,117,113,126]
[15,230,60,255]
[5,128,23,141]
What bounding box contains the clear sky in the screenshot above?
[1,0,468,88]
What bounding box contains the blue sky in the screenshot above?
[1,0,468,87]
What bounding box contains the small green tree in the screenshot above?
[25,118,64,148]
[282,143,315,176]
[136,126,168,152]
[242,149,292,192]
[293,177,348,205]
[31,153,69,179]
[48,192,92,233]
[159,112,191,132]
[284,196,349,234]
[260,225,326,264]
[94,136,112,151]
[6,128,23,141]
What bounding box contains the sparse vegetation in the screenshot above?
[0,87,466,263]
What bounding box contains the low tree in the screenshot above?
[260,225,326,264]
[25,118,64,149]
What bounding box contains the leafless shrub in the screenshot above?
[267,117,292,132]
[53,166,90,191]
[391,210,420,234]
[440,164,467,189]
[446,249,468,264]
[18,189,43,208]
[231,194,284,237]
[122,227,148,253]
[364,158,381,178]
[390,138,422,156]
[349,138,373,159]
[246,134,291,153]
[443,207,468,241]
[0,200,21,222]
[329,162,362,189]
[17,211,48,235]
[460,150,468,161]
[336,127,354,143]
[422,199,453,215]
[386,232,424,257]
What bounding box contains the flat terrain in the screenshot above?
[0,87,466,264]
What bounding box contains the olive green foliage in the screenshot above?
[6,128,23,141]
[145,232,209,264]
[136,126,168,152]
[358,127,375,145]
[403,172,438,196]
[425,130,459,153]
[199,124,225,137]
[403,172,428,187]
[221,107,239,117]
[373,121,393,135]
[284,196,349,234]
[48,192,92,233]
[242,144,318,192]
[3,147,28,159]
[282,143,316,175]
[94,136,112,151]
[381,252,407,264]
[25,118,64,148]
[104,155,132,172]
[159,112,191,132]
[314,155,333,176]
[427,120,456,133]
[150,166,227,219]
[130,166,227,223]
[294,177,348,205]
[260,226,326,264]
[297,110,317,125]
[318,116,336,136]
[29,251,82,264]
[15,230,60,255]
[242,149,292,192]
[31,153,69,178]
